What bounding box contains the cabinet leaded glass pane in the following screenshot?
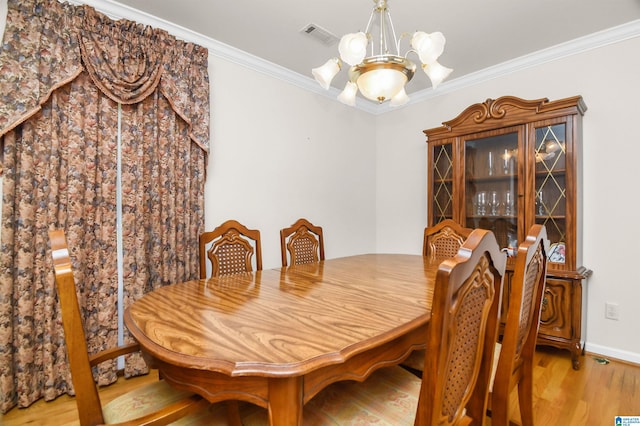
[432,143,453,223]
[535,124,567,264]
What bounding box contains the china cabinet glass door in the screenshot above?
[463,128,521,250]
[532,120,570,268]
[431,142,454,223]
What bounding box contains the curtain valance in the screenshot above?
[0,0,210,152]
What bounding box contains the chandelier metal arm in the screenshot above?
[403,48,420,61]
[379,5,389,55]
[364,8,376,56]
[384,5,400,56]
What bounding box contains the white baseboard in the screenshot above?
[584,342,640,365]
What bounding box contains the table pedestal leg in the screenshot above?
[268,377,303,426]
[226,401,242,426]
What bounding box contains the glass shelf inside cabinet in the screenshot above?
[465,132,519,250]
[535,124,567,264]
[432,143,454,223]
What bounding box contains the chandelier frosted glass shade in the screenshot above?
[349,55,415,103]
[389,87,409,107]
[312,58,342,90]
[312,0,452,107]
[411,31,446,64]
[338,32,368,66]
[337,81,358,106]
[421,61,453,89]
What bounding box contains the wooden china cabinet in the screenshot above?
[425,95,591,369]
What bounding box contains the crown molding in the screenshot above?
[405,19,640,111]
[68,2,640,115]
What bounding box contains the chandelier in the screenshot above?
[312,0,452,107]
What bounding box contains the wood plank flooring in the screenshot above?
[2,347,639,425]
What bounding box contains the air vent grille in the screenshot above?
[300,23,339,46]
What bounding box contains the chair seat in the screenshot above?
[103,379,228,425]
[241,366,421,425]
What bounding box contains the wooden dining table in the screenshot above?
[124,253,438,426]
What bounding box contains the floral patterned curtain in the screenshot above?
[119,90,207,376]
[0,0,209,412]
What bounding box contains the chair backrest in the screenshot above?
[423,219,473,261]
[491,224,548,419]
[49,229,105,426]
[280,218,325,267]
[51,230,212,425]
[415,228,506,426]
[199,220,262,278]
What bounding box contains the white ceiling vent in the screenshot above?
[300,23,339,46]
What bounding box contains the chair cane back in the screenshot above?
[279,218,325,267]
[199,220,262,278]
[423,219,473,260]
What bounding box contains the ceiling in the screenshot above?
[110,0,640,101]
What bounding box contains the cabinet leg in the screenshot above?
[571,343,582,370]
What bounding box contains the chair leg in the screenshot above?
[466,385,487,426]
[517,364,534,426]
[490,384,509,426]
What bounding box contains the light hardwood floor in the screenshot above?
[2,347,639,425]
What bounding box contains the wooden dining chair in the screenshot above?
[240,229,506,425]
[198,220,259,424]
[279,217,325,267]
[423,218,473,260]
[414,228,506,425]
[199,219,262,278]
[402,218,474,374]
[49,229,224,426]
[490,224,548,426]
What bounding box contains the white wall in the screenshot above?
[206,55,377,269]
[376,36,640,363]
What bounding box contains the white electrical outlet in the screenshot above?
[605,302,620,320]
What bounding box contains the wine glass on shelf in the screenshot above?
[488,190,500,216]
[502,148,512,175]
[487,151,495,176]
[536,190,545,216]
[504,191,515,216]
[474,191,487,216]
